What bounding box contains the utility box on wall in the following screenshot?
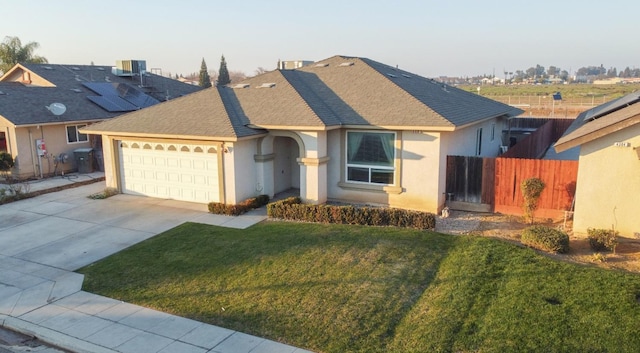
[74,148,94,173]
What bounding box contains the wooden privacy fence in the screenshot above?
[446,156,578,218]
[493,158,578,219]
[501,119,574,159]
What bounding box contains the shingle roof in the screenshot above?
[82,87,266,140]
[0,63,201,126]
[84,55,523,139]
[554,92,640,152]
[298,56,522,127]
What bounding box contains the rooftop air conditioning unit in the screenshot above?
[112,60,147,77]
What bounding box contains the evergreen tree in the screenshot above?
[217,55,231,86]
[198,58,212,88]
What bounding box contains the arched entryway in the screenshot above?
[273,136,300,195]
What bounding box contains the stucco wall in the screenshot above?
[326,130,441,213]
[573,124,640,237]
[325,118,503,214]
[226,139,260,204]
[8,125,91,178]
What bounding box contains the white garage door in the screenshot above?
[119,140,220,203]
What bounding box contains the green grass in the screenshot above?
[79,222,640,353]
[458,83,640,99]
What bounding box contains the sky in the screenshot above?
[2,0,639,79]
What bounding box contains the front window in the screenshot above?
[66,124,88,143]
[346,131,395,185]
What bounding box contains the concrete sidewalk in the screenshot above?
[0,178,312,353]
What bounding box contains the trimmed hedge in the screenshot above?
[266,197,436,230]
[521,225,570,253]
[587,228,618,252]
[208,195,270,216]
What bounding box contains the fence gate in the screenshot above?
[445,156,495,210]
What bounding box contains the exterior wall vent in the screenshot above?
[339,62,354,67]
[233,84,250,89]
[257,83,276,88]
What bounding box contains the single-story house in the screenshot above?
[555,92,640,237]
[83,55,522,213]
[0,61,201,178]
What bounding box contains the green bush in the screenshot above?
[0,152,14,172]
[208,195,270,216]
[266,198,436,230]
[587,228,618,252]
[521,225,570,253]
[521,177,546,224]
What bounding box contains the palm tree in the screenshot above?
[0,36,48,74]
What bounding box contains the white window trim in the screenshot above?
[345,130,396,186]
[66,124,88,144]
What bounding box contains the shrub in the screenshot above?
[266,198,436,230]
[88,187,119,200]
[587,228,618,253]
[521,225,570,253]
[521,177,545,224]
[208,195,270,216]
[0,152,14,172]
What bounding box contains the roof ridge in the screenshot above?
[357,57,453,126]
[280,70,342,126]
[272,70,327,126]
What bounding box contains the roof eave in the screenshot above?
[554,115,640,153]
[79,129,267,142]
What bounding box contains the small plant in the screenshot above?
[591,253,607,263]
[521,177,545,224]
[88,187,119,200]
[521,225,570,253]
[208,195,270,216]
[587,228,618,253]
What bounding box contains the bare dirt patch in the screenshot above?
[436,210,640,273]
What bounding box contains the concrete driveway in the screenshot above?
[0,182,312,353]
[0,182,265,271]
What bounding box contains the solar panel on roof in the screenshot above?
[83,82,118,96]
[87,95,137,112]
[583,93,640,122]
[116,83,159,108]
[83,82,160,112]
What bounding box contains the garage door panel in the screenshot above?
[119,141,220,203]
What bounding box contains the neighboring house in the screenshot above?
[0,61,202,178]
[555,92,640,237]
[83,55,522,214]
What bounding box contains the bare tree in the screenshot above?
[254,67,268,76]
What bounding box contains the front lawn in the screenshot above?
[79,222,640,353]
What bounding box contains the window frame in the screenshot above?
[345,130,396,186]
[66,124,88,144]
[475,128,483,156]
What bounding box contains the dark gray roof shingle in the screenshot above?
[84,55,523,139]
[0,63,201,126]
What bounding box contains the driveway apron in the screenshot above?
[0,182,311,353]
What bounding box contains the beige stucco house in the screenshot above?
[555,93,640,237]
[0,62,201,178]
[83,55,522,214]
